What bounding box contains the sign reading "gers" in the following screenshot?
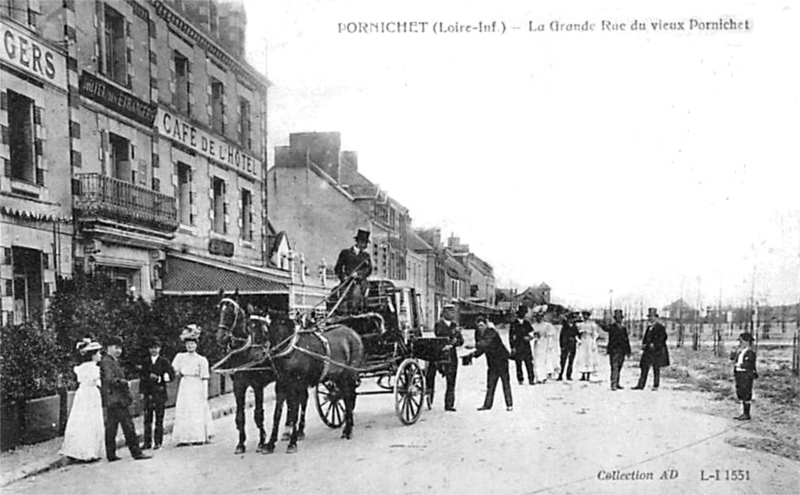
[156,107,261,181]
[1,19,66,89]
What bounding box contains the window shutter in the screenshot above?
[36,167,44,186]
[130,143,136,160]
[34,139,43,156]
[71,150,82,168]
[0,92,6,111]
[152,177,160,191]
[2,248,12,265]
[0,125,7,144]
[2,158,9,176]
[33,106,42,125]
[42,252,49,269]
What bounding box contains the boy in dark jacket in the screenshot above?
[730,332,758,421]
[467,316,513,411]
[139,338,175,449]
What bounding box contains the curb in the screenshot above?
[0,396,254,488]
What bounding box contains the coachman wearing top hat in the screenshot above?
[633,308,670,390]
[333,229,374,315]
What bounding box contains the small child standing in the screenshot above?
[730,332,758,421]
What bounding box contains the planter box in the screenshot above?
[22,395,60,445]
[0,400,21,452]
[208,373,221,399]
[128,379,143,417]
[165,380,179,408]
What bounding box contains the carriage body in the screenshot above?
[316,279,449,426]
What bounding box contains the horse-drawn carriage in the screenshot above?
[213,278,451,453]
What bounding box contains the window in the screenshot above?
[238,97,251,149]
[174,51,191,115]
[211,79,225,134]
[8,91,35,184]
[240,188,252,241]
[177,163,192,225]
[212,177,226,234]
[108,133,131,182]
[11,247,43,325]
[103,5,127,85]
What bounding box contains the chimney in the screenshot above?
[217,1,247,59]
[289,132,342,181]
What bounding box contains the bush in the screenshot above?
[0,321,65,401]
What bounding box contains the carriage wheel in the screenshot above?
[315,380,345,429]
[394,359,425,425]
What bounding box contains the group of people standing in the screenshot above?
[424,304,681,414]
[510,306,603,385]
[59,325,215,463]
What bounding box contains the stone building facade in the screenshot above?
[26,0,288,303]
[0,11,74,325]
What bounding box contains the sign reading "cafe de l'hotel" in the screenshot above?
[156,108,261,181]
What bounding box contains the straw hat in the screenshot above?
[180,324,202,342]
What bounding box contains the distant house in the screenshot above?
[516,283,551,308]
[662,299,699,321]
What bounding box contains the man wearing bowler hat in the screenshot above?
[602,309,632,391]
[333,229,373,315]
[138,337,174,450]
[509,306,534,385]
[100,336,150,461]
[632,308,670,390]
[426,303,464,411]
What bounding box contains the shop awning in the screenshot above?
[162,256,289,296]
[458,299,502,315]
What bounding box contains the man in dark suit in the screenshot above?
[633,308,670,390]
[557,312,580,380]
[138,338,174,450]
[426,303,464,411]
[100,336,150,461]
[468,316,513,411]
[601,309,632,390]
[509,306,534,385]
[333,229,373,315]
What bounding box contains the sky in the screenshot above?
[239,0,799,309]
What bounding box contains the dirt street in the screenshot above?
[4,352,799,495]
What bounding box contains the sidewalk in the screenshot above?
[0,390,257,488]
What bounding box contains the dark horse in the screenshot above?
[263,312,365,453]
[215,296,309,453]
[214,296,271,453]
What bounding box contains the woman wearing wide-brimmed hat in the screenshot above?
[171,325,213,446]
[60,338,105,461]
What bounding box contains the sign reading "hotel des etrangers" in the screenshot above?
[156,107,261,181]
[1,19,66,90]
[79,72,157,127]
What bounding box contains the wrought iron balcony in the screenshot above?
[74,173,179,233]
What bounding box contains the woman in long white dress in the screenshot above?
[60,339,105,461]
[531,307,555,383]
[576,311,600,381]
[171,324,213,446]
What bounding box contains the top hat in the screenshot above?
[180,324,202,342]
[738,332,753,342]
[647,308,659,318]
[516,306,528,317]
[613,309,624,317]
[354,229,371,243]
